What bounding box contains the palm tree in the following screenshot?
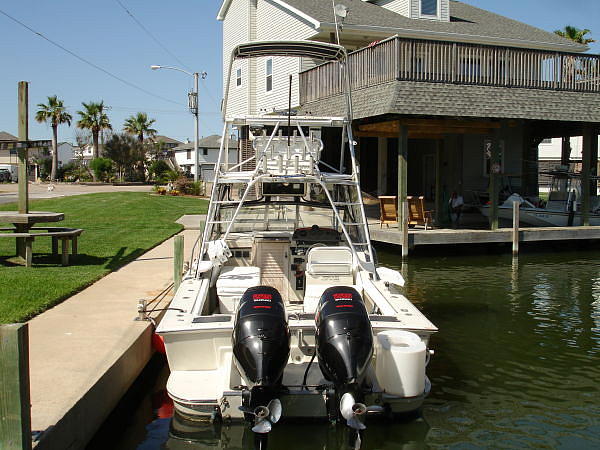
[76,101,112,161]
[123,112,157,143]
[35,96,72,181]
[554,26,596,44]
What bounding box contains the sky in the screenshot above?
[0,0,598,144]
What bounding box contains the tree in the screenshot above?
[103,132,148,181]
[89,157,113,182]
[76,101,112,181]
[123,112,157,143]
[554,26,596,44]
[35,96,72,181]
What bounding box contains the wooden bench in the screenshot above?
[0,227,84,267]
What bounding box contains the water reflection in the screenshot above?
[101,249,600,449]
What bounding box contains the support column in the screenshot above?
[377,137,388,195]
[488,130,501,230]
[561,136,571,167]
[434,139,443,226]
[581,124,596,226]
[397,124,408,231]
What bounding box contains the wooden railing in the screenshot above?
[299,37,600,104]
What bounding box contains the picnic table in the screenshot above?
[0,211,82,267]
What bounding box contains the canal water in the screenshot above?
[89,248,600,449]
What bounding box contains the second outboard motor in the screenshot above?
[315,286,373,388]
[315,286,375,431]
[233,286,289,434]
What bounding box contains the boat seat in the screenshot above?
[216,266,261,313]
[303,246,356,313]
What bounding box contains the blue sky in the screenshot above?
[0,0,598,144]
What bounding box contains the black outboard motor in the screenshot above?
[315,286,375,430]
[316,286,373,387]
[233,285,290,389]
[233,286,289,435]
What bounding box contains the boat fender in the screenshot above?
[151,332,166,354]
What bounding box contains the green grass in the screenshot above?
[0,192,207,323]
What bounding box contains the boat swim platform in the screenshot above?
[369,223,600,249]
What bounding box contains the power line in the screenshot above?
[0,8,184,107]
[115,0,191,71]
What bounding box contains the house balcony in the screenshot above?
[299,36,600,124]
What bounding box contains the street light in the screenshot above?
[150,65,207,182]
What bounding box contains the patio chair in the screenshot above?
[407,196,433,230]
[378,196,397,227]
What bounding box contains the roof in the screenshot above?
[152,135,183,145]
[221,0,587,52]
[173,135,238,151]
[0,131,18,141]
[300,80,600,123]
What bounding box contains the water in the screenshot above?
[92,248,600,449]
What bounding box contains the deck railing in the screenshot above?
[299,37,600,104]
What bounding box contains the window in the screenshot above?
[421,0,438,17]
[203,148,208,156]
[186,149,191,160]
[236,68,242,87]
[266,58,273,92]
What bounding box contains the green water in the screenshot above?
[97,249,600,449]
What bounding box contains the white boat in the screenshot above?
[481,170,600,226]
[156,40,437,437]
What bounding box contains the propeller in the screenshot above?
[239,399,283,434]
[339,393,385,431]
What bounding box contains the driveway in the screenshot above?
[0,183,152,204]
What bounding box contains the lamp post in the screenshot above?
[150,65,206,182]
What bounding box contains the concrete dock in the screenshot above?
[28,229,197,449]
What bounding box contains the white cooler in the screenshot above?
[375,330,426,397]
[216,266,261,313]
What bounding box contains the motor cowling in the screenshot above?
[315,286,374,387]
[233,286,290,388]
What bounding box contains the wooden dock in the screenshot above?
[370,225,600,249]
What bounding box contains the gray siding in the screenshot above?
[223,0,250,116]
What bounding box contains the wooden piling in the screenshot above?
[0,324,32,450]
[512,201,520,256]
[402,201,409,259]
[174,235,184,291]
[17,82,29,215]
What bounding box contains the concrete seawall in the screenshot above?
[29,229,197,449]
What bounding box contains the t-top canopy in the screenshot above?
[232,40,346,61]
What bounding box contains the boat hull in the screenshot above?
[481,205,600,227]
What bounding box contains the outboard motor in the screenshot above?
[233,286,289,434]
[315,286,377,432]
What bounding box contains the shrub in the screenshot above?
[174,176,192,194]
[148,160,171,181]
[89,158,114,182]
[190,181,203,196]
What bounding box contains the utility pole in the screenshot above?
[190,72,199,183]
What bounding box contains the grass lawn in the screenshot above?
[0,192,207,323]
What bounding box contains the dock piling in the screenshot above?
[402,201,409,259]
[174,235,184,291]
[0,323,32,450]
[512,201,520,256]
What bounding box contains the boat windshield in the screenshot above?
[549,175,579,202]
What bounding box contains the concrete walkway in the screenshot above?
[28,229,198,449]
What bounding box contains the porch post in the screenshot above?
[434,139,443,226]
[561,136,571,167]
[397,124,408,230]
[581,124,597,226]
[488,129,501,230]
[377,137,388,195]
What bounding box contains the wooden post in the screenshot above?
[174,235,184,291]
[17,82,29,215]
[402,201,409,259]
[488,128,502,230]
[582,125,593,226]
[561,136,571,166]
[61,238,69,266]
[397,124,408,229]
[0,324,32,450]
[434,139,443,226]
[512,201,519,257]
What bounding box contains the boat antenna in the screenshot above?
[331,1,347,46]
[288,74,292,148]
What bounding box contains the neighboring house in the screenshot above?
[151,135,183,151]
[57,142,77,168]
[149,135,184,170]
[219,0,600,222]
[173,135,238,181]
[0,131,19,166]
[75,144,103,165]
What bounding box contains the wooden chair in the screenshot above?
[407,196,433,230]
[378,196,397,227]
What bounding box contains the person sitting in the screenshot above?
[449,191,464,228]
